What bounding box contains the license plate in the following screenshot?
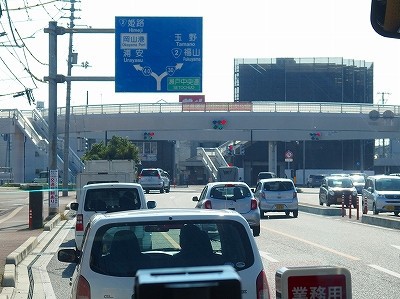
[385,205,394,211]
[336,198,344,203]
[275,204,284,210]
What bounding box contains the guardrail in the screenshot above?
[27,101,400,117]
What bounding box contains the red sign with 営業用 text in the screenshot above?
[288,274,347,299]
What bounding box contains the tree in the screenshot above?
[82,136,140,163]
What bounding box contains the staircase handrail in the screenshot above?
[197,147,218,181]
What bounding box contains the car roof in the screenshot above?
[206,181,250,187]
[258,178,294,183]
[325,176,352,180]
[83,182,142,189]
[369,174,400,179]
[89,208,248,226]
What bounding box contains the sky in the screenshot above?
[1,0,400,110]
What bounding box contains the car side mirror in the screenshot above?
[367,186,374,192]
[58,248,80,264]
[370,0,400,39]
[192,196,199,202]
[70,202,78,211]
[147,201,156,209]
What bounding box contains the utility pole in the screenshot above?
[45,21,58,216]
[62,0,79,196]
[377,91,391,163]
[44,21,115,214]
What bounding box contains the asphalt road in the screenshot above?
[35,186,400,299]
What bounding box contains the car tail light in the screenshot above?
[261,192,266,199]
[293,191,297,198]
[76,214,84,231]
[204,200,212,209]
[251,198,258,210]
[76,275,91,299]
[256,270,270,299]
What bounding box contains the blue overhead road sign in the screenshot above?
[115,17,203,93]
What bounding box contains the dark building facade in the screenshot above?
[234,57,373,103]
[234,57,375,179]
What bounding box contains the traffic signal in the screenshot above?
[227,144,234,155]
[310,132,321,140]
[144,132,155,140]
[84,138,89,150]
[212,119,227,129]
[239,144,245,155]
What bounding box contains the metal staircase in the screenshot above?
[197,141,248,181]
[19,110,84,181]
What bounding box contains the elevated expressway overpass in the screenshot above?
[52,101,400,141]
[1,101,399,183]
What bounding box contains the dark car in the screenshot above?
[319,176,358,208]
[349,174,366,194]
[257,172,276,182]
[307,174,325,188]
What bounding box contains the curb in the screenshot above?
[298,203,343,216]
[0,208,69,299]
[361,214,400,229]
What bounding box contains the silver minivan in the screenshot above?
[362,175,400,215]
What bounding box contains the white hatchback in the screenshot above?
[192,181,261,236]
[58,209,271,299]
[254,178,299,218]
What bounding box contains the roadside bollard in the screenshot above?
[356,196,360,220]
[363,196,368,214]
[341,195,345,217]
[348,195,352,219]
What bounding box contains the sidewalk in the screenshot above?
[0,190,76,298]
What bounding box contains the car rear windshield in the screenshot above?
[140,169,159,176]
[263,181,294,191]
[90,220,254,277]
[84,188,141,212]
[350,176,365,183]
[210,185,251,200]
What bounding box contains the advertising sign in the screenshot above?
[115,17,203,93]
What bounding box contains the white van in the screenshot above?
[70,182,156,251]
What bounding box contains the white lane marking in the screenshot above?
[0,206,24,224]
[259,250,279,262]
[31,220,73,298]
[368,264,400,279]
[391,245,400,250]
[265,227,360,261]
